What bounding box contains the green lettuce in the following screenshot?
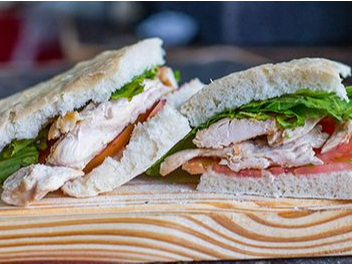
[0,140,38,183]
[0,129,48,183]
[146,86,352,176]
[110,66,159,101]
[174,70,181,83]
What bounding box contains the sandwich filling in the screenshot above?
[0,66,179,184]
[148,86,352,178]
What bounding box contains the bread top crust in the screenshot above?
[181,58,351,127]
[0,38,164,152]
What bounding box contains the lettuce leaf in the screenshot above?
[174,70,181,82]
[146,86,352,176]
[0,144,38,183]
[110,66,159,101]
[0,129,48,183]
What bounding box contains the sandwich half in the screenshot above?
[150,58,352,200]
[0,38,203,206]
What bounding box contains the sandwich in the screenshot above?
[150,58,352,200]
[0,38,203,206]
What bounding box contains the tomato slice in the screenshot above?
[83,123,135,173]
[212,164,263,177]
[293,162,352,175]
[183,158,264,177]
[147,99,166,119]
[318,117,335,136]
[183,157,218,175]
[268,166,288,175]
[317,136,352,163]
[83,100,164,173]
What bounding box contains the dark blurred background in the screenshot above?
[1,2,352,97]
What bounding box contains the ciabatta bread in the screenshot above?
[0,38,164,152]
[182,58,351,127]
[198,170,352,200]
[165,79,204,110]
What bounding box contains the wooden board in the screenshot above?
[1,172,352,263]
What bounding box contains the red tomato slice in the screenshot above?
[317,136,352,163]
[83,123,135,173]
[147,99,166,120]
[293,162,352,175]
[268,166,288,175]
[183,158,264,177]
[318,117,335,136]
[213,164,263,177]
[183,157,218,175]
[84,100,164,173]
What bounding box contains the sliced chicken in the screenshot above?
[48,111,83,140]
[160,148,230,176]
[194,118,277,149]
[158,66,178,88]
[47,79,173,169]
[161,125,329,175]
[268,118,322,146]
[1,164,83,206]
[321,120,352,153]
[222,126,328,172]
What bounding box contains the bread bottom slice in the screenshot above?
[197,170,352,200]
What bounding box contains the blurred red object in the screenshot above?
[0,11,21,62]
[0,9,62,64]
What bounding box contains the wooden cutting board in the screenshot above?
[1,172,352,263]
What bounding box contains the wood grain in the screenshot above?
[1,173,352,263]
